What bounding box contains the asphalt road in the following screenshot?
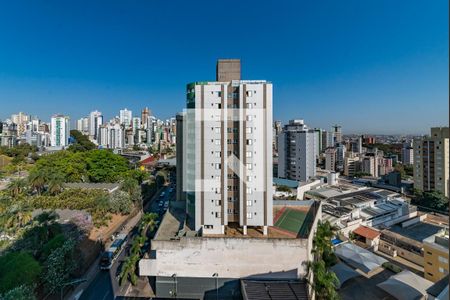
[79,175,175,300]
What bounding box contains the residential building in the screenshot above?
[332,125,342,145]
[325,148,337,171]
[119,108,132,128]
[76,117,89,134]
[176,113,186,201]
[424,229,449,282]
[89,110,103,141]
[11,112,29,136]
[50,114,70,148]
[141,107,151,129]
[336,143,346,172]
[362,155,377,177]
[278,119,317,182]
[413,127,449,197]
[344,154,360,177]
[402,142,414,165]
[183,59,273,235]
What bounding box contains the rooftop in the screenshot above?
[241,280,308,300]
[353,226,381,240]
[388,221,445,242]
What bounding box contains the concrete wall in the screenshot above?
[379,239,424,266]
[140,236,309,279]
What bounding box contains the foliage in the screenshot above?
[276,185,292,192]
[0,144,37,162]
[382,262,402,273]
[42,238,76,294]
[140,213,159,236]
[412,190,449,213]
[7,178,27,198]
[109,191,133,215]
[307,260,340,300]
[70,212,93,236]
[353,172,372,178]
[119,254,139,286]
[30,149,131,183]
[41,234,67,260]
[126,169,149,184]
[0,285,36,300]
[155,170,167,187]
[393,163,413,179]
[0,251,42,293]
[68,130,96,152]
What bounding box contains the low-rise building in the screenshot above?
[423,229,449,282]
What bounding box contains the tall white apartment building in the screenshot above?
[182,59,273,235]
[414,127,449,197]
[76,117,89,134]
[98,122,124,149]
[89,110,103,140]
[278,119,317,182]
[120,108,132,128]
[50,115,70,147]
[11,112,30,136]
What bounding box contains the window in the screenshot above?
[215,151,221,158]
[247,187,252,194]
[247,163,253,170]
[246,91,253,97]
[246,151,252,158]
[247,176,252,182]
[218,103,221,109]
[427,272,433,276]
[247,212,252,219]
[439,256,448,264]
[246,139,252,145]
[217,91,222,97]
[247,200,252,206]
[246,127,253,134]
[215,139,221,145]
[215,163,221,170]
[427,251,433,255]
[215,127,221,133]
[227,209,232,214]
[246,115,253,121]
[215,212,220,218]
[439,267,445,273]
[247,103,253,109]
[204,225,213,229]
[215,200,221,206]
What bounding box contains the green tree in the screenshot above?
[28,169,47,195]
[0,285,36,300]
[413,190,449,213]
[42,239,76,295]
[86,150,129,182]
[0,252,42,293]
[47,175,64,195]
[141,213,159,235]
[307,260,340,300]
[7,178,27,198]
[119,255,139,286]
[109,191,133,215]
[68,130,96,152]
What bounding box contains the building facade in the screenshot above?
[183,59,273,235]
[50,115,70,148]
[278,120,317,182]
[413,127,449,197]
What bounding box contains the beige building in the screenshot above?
[413,127,449,197]
[423,229,449,282]
[325,147,336,171]
[344,154,360,176]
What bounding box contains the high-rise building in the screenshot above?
[50,115,70,148]
[89,110,103,140]
[176,113,186,202]
[141,107,152,128]
[332,125,342,145]
[402,142,414,165]
[336,143,346,172]
[120,108,132,128]
[76,117,89,135]
[344,154,360,176]
[278,120,317,182]
[325,148,337,171]
[413,127,449,197]
[98,122,124,149]
[182,59,273,235]
[11,112,29,136]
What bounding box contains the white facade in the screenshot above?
[98,123,124,149]
[185,80,273,235]
[50,115,70,147]
[119,108,132,128]
[89,110,103,140]
[278,120,317,182]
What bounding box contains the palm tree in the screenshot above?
[8,178,27,198]
[307,260,340,300]
[47,175,64,195]
[141,213,158,235]
[119,255,139,286]
[28,170,46,195]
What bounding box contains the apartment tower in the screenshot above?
[183,59,273,235]
[413,127,449,197]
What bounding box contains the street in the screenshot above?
[78,173,175,300]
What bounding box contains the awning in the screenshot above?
[377,270,433,300]
[330,262,362,289]
[334,242,387,274]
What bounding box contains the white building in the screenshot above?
[183,59,273,235]
[76,117,89,135]
[98,122,124,149]
[50,115,70,148]
[119,108,132,128]
[11,112,29,136]
[89,110,103,141]
[278,119,317,182]
[402,143,414,166]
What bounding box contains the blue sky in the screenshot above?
[0,0,448,134]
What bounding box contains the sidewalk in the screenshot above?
[65,211,143,300]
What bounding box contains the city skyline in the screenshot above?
[0,1,448,135]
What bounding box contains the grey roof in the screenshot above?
[241,280,308,300]
[377,270,433,300]
[426,275,449,298]
[389,222,444,242]
[334,243,388,273]
[330,262,362,289]
[273,178,299,189]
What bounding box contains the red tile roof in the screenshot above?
[353,226,380,240]
[140,156,156,165]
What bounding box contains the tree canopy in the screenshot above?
[68,130,96,152]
